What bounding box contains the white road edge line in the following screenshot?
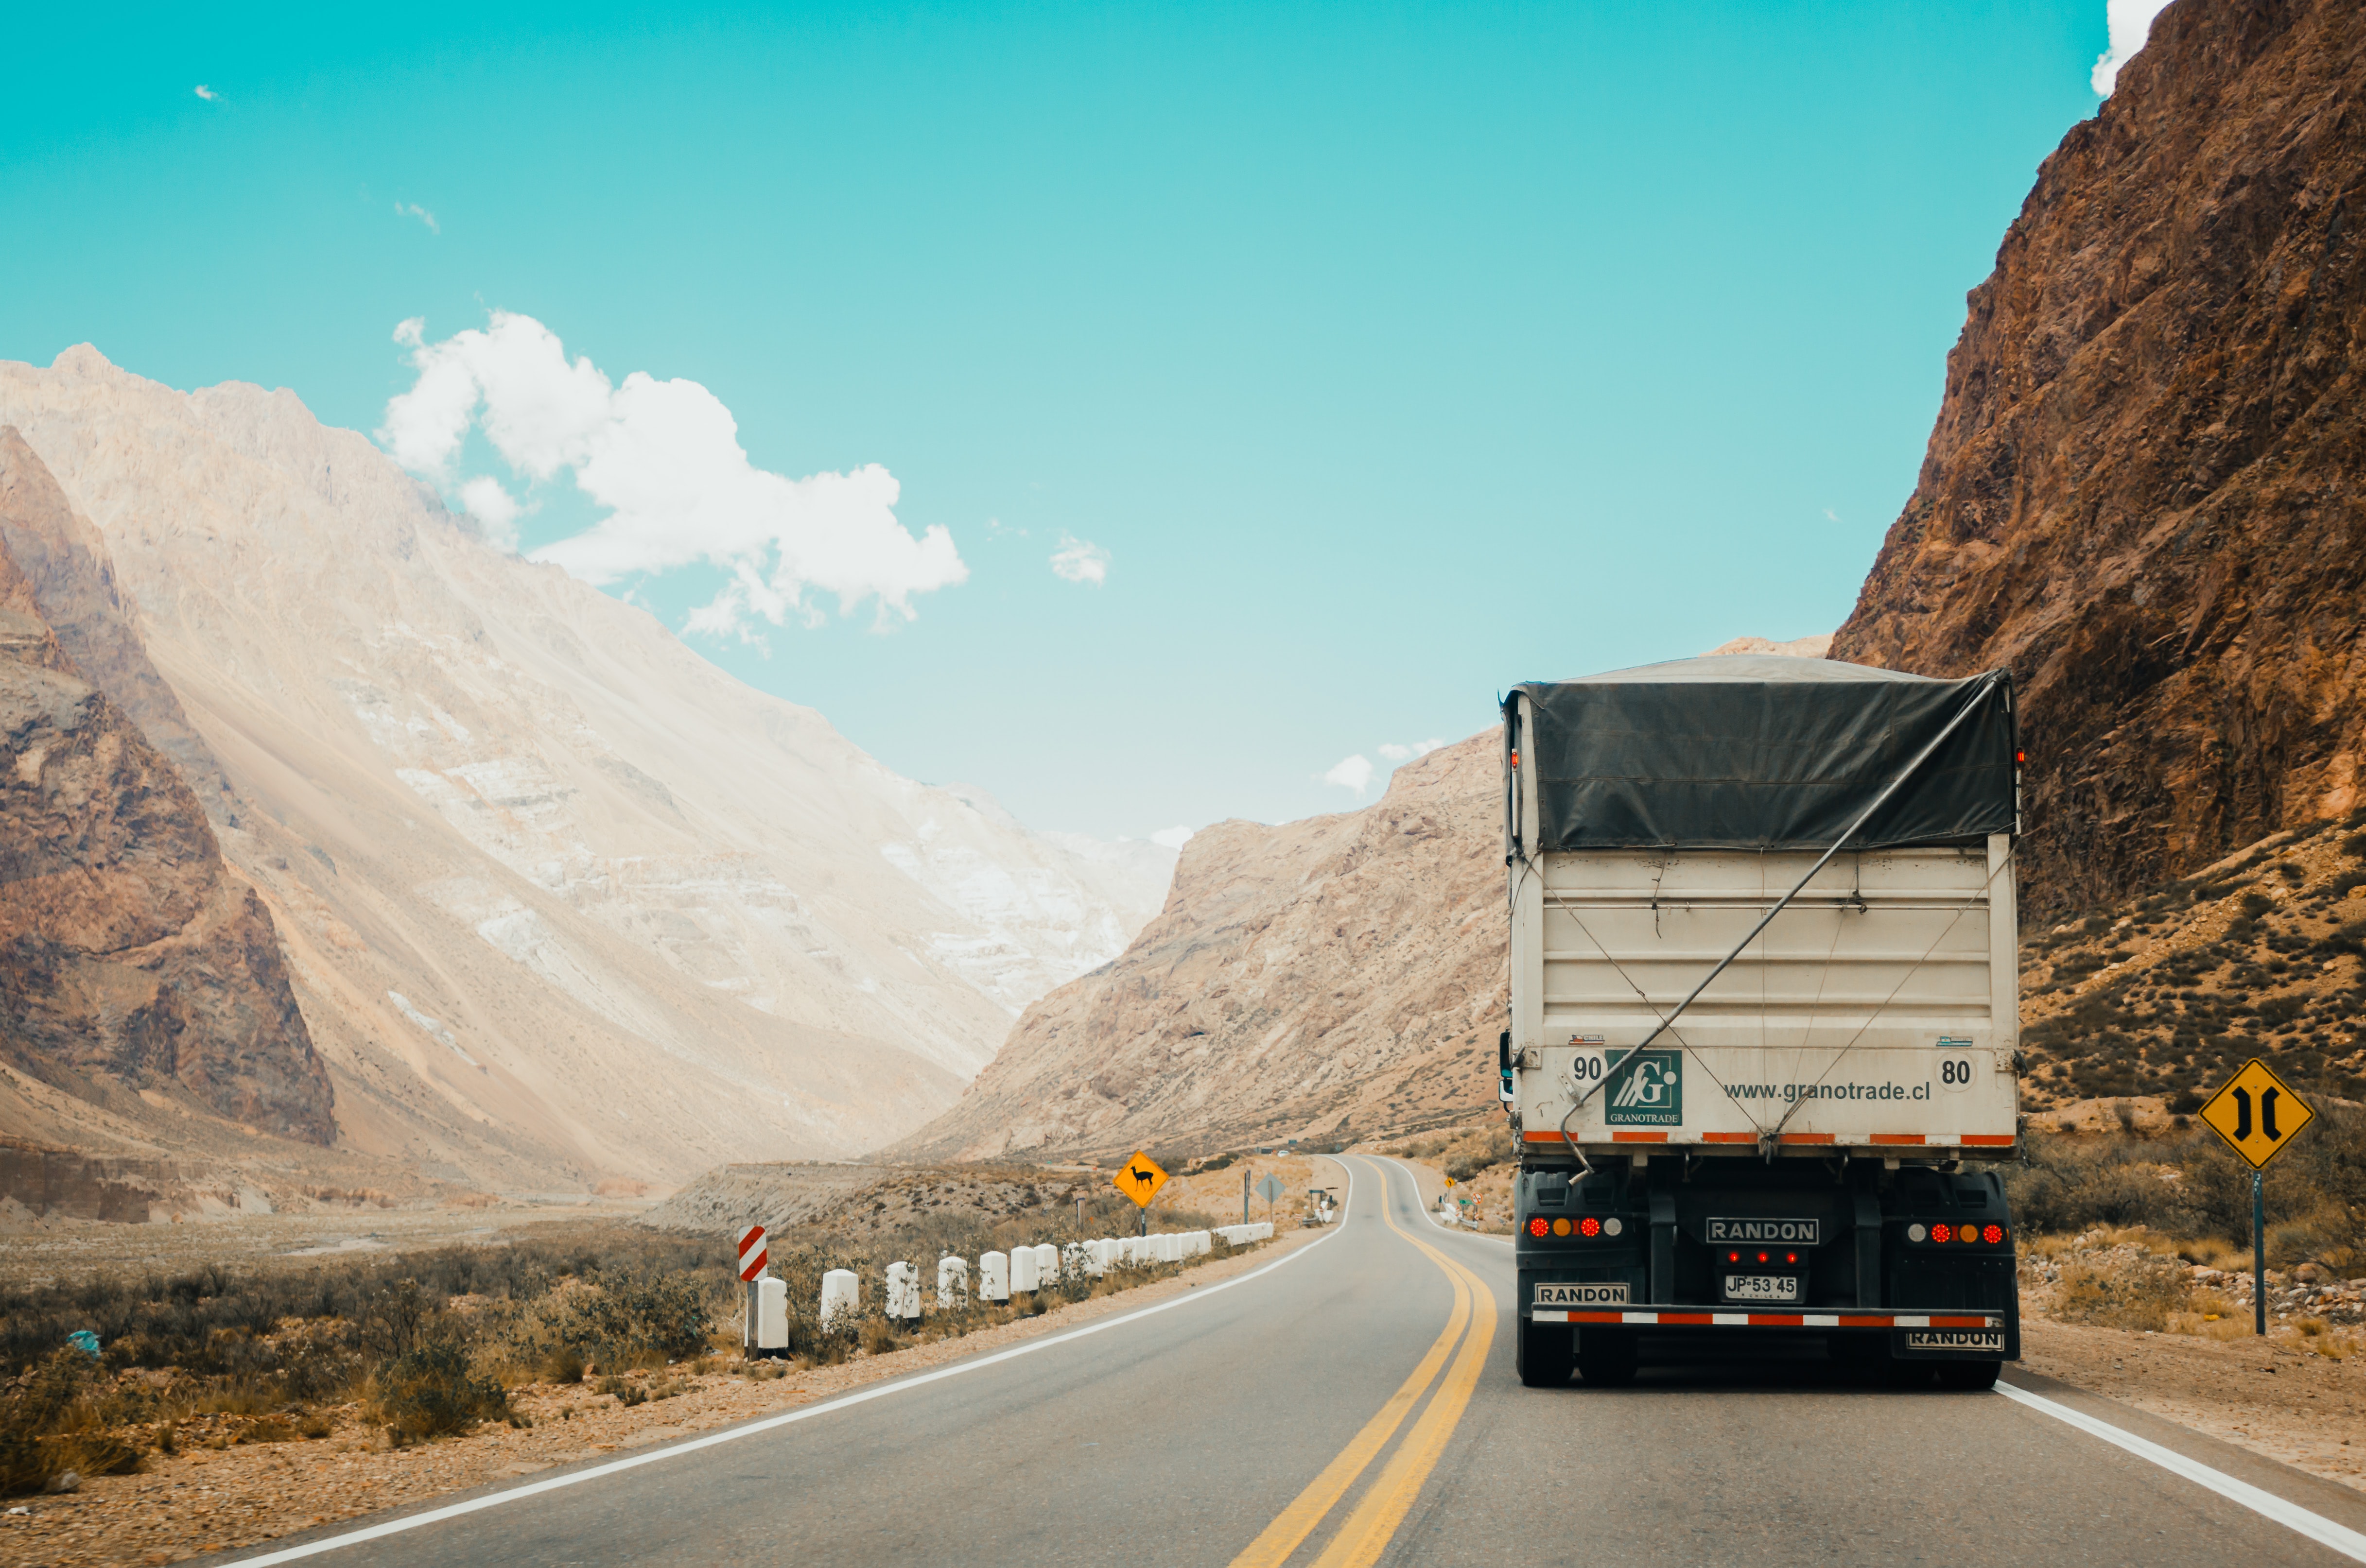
[223,1161,1356,1567]
[1995,1379,2366,1563]
[1375,1154,1512,1245]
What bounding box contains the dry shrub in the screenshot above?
[367,1344,508,1445]
[2054,1254,2193,1331]
[539,1345,586,1385]
[0,1350,145,1496]
[858,1318,899,1355]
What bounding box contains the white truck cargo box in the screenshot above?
[1503,657,2022,1160]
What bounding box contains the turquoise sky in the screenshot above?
[2,3,2118,840]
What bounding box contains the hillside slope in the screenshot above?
[0,483,331,1146]
[1832,0,2366,920]
[887,733,1509,1161]
[0,349,1172,1189]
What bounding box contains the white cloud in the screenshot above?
[378,312,967,636]
[1320,755,1374,795]
[395,202,440,234]
[194,85,219,101]
[457,476,522,551]
[1376,738,1445,761]
[1049,533,1109,586]
[1149,825,1194,850]
[2092,0,2174,95]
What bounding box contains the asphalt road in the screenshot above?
[231,1156,2366,1568]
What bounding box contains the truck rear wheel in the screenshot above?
[1517,1320,1573,1387]
[1574,1328,1637,1387]
[1936,1359,2001,1391]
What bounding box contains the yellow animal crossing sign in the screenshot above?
[1115,1150,1169,1208]
[2198,1057,2314,1170]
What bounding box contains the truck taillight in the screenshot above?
[1784,1252,1798,1264]
[1726,1250,1740,1262]
[1931,1223,1953,1243]
[1528,1218,1548,1237]
[1984,1224,2004,1244]
[1580,1216,1601,1238]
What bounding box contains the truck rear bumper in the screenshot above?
[1531,1309,2001,1328]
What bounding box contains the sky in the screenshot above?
[0,1,2167,843]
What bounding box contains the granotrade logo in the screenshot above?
[1605,1049,1682,1126]
[1704,1218,1821,1245]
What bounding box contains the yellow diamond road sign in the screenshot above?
[1115,1150,1169,1208]
[2198,1057,2314,1170]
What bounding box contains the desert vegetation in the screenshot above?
[2017,808,2366,1109]
[0,1190,1244,1496]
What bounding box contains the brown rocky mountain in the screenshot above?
[0,450,331,1146]
[1832,0,2366,922]
[889,732,1510,1161]
[0,430,235,819]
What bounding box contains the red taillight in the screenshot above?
[1580,1216,1601,1238]
[1756,1251,1769,1263]
[1784,1252,1798,1265]
[1726,1250,1740,1262]
[1528,1217,1548,1237]
[2015,750,2026,764]
[1931,1223,1953,1243]
[1983,1224,2003,1244]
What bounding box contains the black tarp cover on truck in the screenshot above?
[1505,655,2016,853]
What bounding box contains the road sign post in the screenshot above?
[2197,1058,2315,1336]
[2253,1171,2267,1337]
[1115,1150,1169,1237]
[1242,1164,1250,1226]
[1254,1172,1285,1224]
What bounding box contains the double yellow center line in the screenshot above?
[1228,1159,1497,1568]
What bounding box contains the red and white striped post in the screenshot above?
[737,1225,767,1348]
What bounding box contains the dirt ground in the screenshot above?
[0,1202,654,1290]
[1158,1154,1339,1231]
[0,1223,1332,1567]
[2020,1316,2366,1489]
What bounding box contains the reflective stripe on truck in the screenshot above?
[1519,1132,2016,1147]
[1530,1310,2002,1327]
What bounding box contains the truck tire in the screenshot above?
[1936,1359,2001,1391]
[1517,1320,1573,1387]
[1574,1329,1637,1388]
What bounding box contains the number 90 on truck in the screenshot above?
[1499,655,2022,1389]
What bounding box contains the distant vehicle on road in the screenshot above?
[1499,656,2022,1389]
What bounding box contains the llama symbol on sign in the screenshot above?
[1115,1149,1169,1208]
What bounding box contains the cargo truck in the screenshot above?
[1499,656,2023,1389]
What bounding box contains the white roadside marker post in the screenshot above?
[979,1250,1009,1303]
[1010,1243,1041,1294]
[938,1255,969,1311]
[756,1276,788,1353]
[886,1261,921,1323]
[1034,1242,1059,1285]
[819,1268,858,1328]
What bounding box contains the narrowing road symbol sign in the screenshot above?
[2199,1057,2314,1170]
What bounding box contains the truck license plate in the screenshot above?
[1722,1274,1802,1304]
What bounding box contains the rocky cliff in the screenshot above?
[0,349,1174,1189]
[0,465,331,1143]
[887,733,1510,1161]
[1832,0,2366,920]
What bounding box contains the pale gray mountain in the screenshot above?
[0,346,1174,1189]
